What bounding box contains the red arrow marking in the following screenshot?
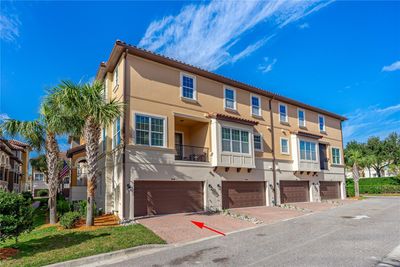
[191,220,226,236]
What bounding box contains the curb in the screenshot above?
[44,244,168,267]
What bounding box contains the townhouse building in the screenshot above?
[0,139,30,192]
[68,40,347,220]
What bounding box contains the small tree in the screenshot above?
[0,190,33,244]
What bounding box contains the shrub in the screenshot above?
[37,189,48,197]
[74,200,98,217]
[21,191,33,203]
[57,198,72,216]
[59,211,81,229]
[0,190,34,243]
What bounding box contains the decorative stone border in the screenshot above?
[222,210,264,224]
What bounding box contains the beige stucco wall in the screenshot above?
[97,52,346,220]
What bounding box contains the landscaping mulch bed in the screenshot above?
[73,214,120,231]
[0,248,19,260]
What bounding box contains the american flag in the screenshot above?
[59,160,70,179]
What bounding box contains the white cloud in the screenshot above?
[258,57,277,73]
[343,104,400,143]
[0,13,20,42]
[382,60,400,72]
[0,113,10,122]
[298,22,310,29]
[138,0,333,70]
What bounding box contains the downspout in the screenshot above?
[269,97,277,205]
[122,48,129,219]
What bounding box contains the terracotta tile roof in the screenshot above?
[294,131,323,139]
[66,145,86,158]
[206,112,259,126]
[96,40,347,121]
[9,140,30,148]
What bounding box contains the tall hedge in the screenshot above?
[0,190,34,243]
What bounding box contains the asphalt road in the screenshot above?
[106,197,400,267]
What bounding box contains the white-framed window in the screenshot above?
[113,66,119,89]
[332,147,341,165]
[318,115,325,132]
[280,138,289,154]
[299,140,317,161]
[298,108,306,127]
[135,114,165,147]
[221,127,250,154]
[103,79,108,101]
[251,95,261,116]
[279,103,288,123]
[224,87,236,110]
[112,117,121,149]
[254,134,263,151]
[180,73,196,100]
[34,173,44,181]
[102,127,106,152]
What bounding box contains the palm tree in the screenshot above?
[53,80,123,226]
[1,93,76,224]
[345,144,366,197]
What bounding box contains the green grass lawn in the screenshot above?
[0,207,165,267]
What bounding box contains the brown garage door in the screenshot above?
[320,181,340,200]
[280,181,309,203]
[222,181,265,209]
[134,181,204,217]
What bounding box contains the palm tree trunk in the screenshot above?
[84,118,100,226]
[45,133,59,224]
[352,162,360,197]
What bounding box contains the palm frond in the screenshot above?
[1,119,45,151]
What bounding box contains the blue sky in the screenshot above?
[1,0,399,151]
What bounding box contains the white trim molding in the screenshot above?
[180,72,197,101]
[279,102,288,123]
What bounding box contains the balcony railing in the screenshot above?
[175,145,209,162]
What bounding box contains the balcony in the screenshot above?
[174,114,210,163]
[175,144,209,162]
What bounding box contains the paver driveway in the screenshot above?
[138,200,358,244]
[137,212,254,243]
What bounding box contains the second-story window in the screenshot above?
[251,95,261,116]
[103,79,108,101]
[299,140,317,161]
[332,147,341,164]
[279,103,288,123]
[102,127,106,152]
[280,138,289,154]
[221,127,249,154]
[113,117,121,149]
[298,109,306,127]
[135,114,165,147]
[254,134,262,151]
[181,73,196,100]
[224,87,236,110]
[113,66,119,89]
[318,115,325,132]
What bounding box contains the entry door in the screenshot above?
[319,144,328,170]
[175,133,183,160]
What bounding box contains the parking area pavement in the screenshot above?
[288,199,358,212]
[229,206,305,224]
[137,212,254,244]
[138,199,359,244]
